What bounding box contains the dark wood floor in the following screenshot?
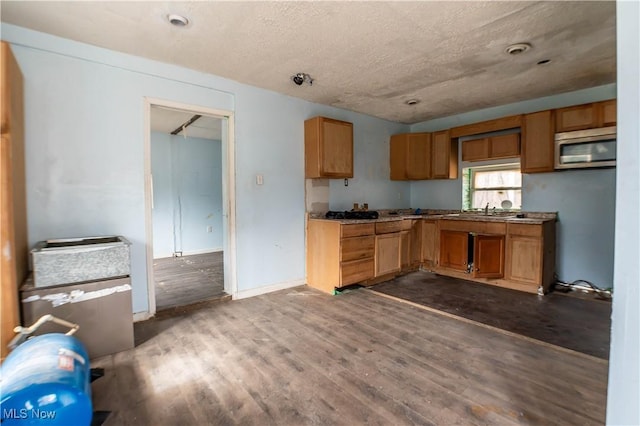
[91,285,608,425]
[370,271,612,359]
[154,252,226,310]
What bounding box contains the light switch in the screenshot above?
[256,174,264,185]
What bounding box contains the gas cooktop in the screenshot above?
[325,210,379,220]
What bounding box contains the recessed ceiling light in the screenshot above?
[405,99,420,106]
[505,43,532,55]
[167,14,189,27]
[537,59,552,65]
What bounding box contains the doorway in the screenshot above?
[144,99,236,316]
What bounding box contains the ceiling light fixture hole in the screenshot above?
[406,99,420,106]
[168,14,189,27]
[537,59,551,65]
[292,73,313,86]
[505,43,532,55]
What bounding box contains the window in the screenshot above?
[462,164,521,210]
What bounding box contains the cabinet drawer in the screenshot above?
[341,236,375,261]
[508,223,542,237]
[400,219,413,230]
[375,220,403,234]
[340,258,374,286]
[341,223,375,238]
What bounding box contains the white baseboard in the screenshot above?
[133,311,154,322]
[133,279,305,319]
[184,247,223,256]
[233,279,305,300]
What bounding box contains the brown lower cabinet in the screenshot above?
[439,230,469,271]
[439,230,505,278]
[435,219,555,294]
[473,234,505,278]
[421,219,438,268]
[401,219,422,271]
[400,230,411,270]
[409,220,422,267]
[505,223,556,291]
[307,217,555,295]
[375,233,401,276]
[306,220,375,294]
[307,219,407,294]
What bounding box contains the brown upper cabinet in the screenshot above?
[431,130,458,179]
[390,130,457,180]
[521,110,555,173]
[555,100,617,132]
[600,99,617,127]
[461,133,520,162]
[390,132,431,180]
[305,116,354,178]
[461,137,489,162]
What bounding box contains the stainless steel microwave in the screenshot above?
[554,126,616,169]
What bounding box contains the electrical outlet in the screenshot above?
[256,174,264,185]
[206,226,213,233]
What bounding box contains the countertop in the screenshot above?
[308,209,557,225]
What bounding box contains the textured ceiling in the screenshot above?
[0,1,616,124]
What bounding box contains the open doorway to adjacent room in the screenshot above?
[146,103,232,312]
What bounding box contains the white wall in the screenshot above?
[410,84,617,288]
[151,132,223,258]
[607,2,640,424]
[2,23,407,313]
[150,132,174,257]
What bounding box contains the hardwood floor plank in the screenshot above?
[371,272,611,359]
[224,296,418,425]
[344,291,609,420]
[154,252,226,310]
[90,285,607,425]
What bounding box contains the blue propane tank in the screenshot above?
[0,333,92,425]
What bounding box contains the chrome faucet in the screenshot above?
[484,203,489,215]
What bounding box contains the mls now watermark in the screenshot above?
[3,408,57,420]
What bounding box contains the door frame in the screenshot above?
[143,97,237,317]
